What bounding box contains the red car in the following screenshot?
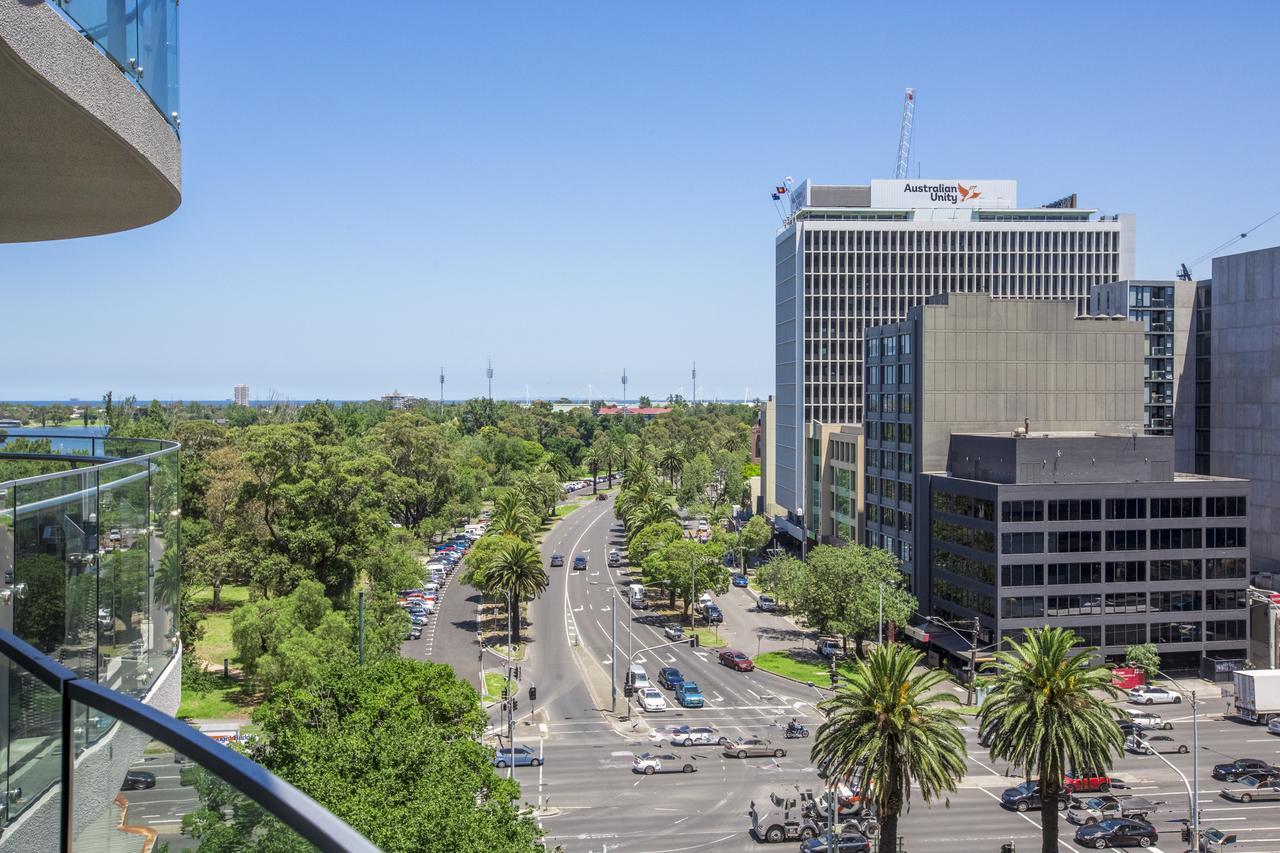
[718,650,754,672]
[1062,770,1111,793]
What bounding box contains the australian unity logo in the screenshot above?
[901,181,982,204]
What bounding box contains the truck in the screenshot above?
[1234,669,1280,723]
[1065,794,1159,826]
[748,787,877,843]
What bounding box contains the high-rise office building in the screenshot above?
[772,178,1135,543]
[234,383,250,406]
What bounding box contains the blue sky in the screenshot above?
[7,1,1280,402]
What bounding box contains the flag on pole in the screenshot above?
[771,193,780,201]
[784,176,794,186]
[775,186,787,194]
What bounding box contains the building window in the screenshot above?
[1001,500,1044,523]
[882,507,897,528]
[1106,623,1147,646]
[1063,625,1102,647]
[1047,594,1102,617]
[1001,563,1044,586]
[900,511,913,532]
[1205,620,1247,641]
[1206,496,1247,517]
[1104,561,1145,583]
[1001,596,1044,619]
[933,491,995,521]
[1149,559,1201,581]
[899,424,913,444]
[868,366,880,386]
[867,338,880,358]
[933,548,995,585]
[1150,497,1202,518]
[1047,499,1102,521]
[866,449,879,469]
[1151,622,1201,643]
[1206,527,1247,548]
[1001,532,1044,555]
[881,422,897,442]
[900,333,911,354]
[1049,531,1102,553]
[884,365,897,386]
[899,452,913,473]
[932,579,994,617]
[899,481,913,503]
[1150,528,1203,550]
[899,393,913,414]
[1206,589,1246,610]
[1105,498,1147,520]
[1047,562,1102,585]
[1104,592,1147,614]
[901,364,913,385]
[1206,557,1247,579]
[884,336,897,357]
[1151,591,1202,612]
[867,504,880,524]
[1105,530,1147,551]
[934,520,995,553]
[866,393,880,413]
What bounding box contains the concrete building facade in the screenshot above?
[772,178,1135,540]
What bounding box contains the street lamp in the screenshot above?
[1149,669,1201,849]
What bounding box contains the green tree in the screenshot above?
[797,546,916,656]
[230,580,356,691]
[641,539,727,615]
[978,627,1124,853]
[658,444,684,486]
[582,446,603,494]
[489,489,538,542]
[811,644,967,853]
[369,413,457,530]
[627,521,684,567]
[482,539,548,645]
[1124,643,1161,675]
[734,514,771,566]
[251,658,542,852]
[755,554,806,610]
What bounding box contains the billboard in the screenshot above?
[870,179,1016,209]
[789,178,809,214]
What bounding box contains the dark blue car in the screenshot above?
[732,574,749,588]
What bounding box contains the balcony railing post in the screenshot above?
[60,689,73,853]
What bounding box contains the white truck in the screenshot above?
[1233,669,1280,723]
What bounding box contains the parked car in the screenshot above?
[1074,818,1157,849]
[669,724,723,746]
[596,492,607,501]
[1127,686,1181,705]
[658,667,684,690]
[121,770,155,790]
[1125,710,1172,731]
[663,624,685,641]
[718,649,754,671]
[549,554,564,567]
[704,604,723,624]
[799,827,871,853]
[724,737,785,759]
[406,626,422,640]
[573,555,588,570]
[1125,734,1188,755]
[1221,775,1280,802]
[1213,758,1278,782]
[493,745,542,768]
[638,687,668,712]
[1063,770,1112,793]
[1000,781,1070,813]
[675,681,705,709]
[632,752,696,775]
[818,638,841,658]
[732,573,749,588]
[757,595,778,612]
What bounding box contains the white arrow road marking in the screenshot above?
[599,605,611,612]
[602,656,612,664]
[574,605,584,612]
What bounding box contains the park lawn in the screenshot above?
[690,627,726,649]
[753,650,857,685]
[177,674,254,720]
[197,610,237,670]
[482,671,514,703]
[189,583,250,610]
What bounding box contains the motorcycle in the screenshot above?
[784,723,810,739]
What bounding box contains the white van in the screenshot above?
[628,583,646,609]
[629,664,651,690]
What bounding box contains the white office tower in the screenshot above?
[233,384,249,406]
[772,179,1135,539]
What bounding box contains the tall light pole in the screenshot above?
[621,368,628,407]
[506,589,514,781]
[487,358,494,401]
[610,587,617,712]
[692,362,697,405]
[439,366,445,416]
[1153,669,1200,848]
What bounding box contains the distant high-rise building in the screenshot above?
[233,384,249,406]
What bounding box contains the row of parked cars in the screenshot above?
[561,473,620,494]
[401,519,488,640]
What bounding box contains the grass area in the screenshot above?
[177,673,254,720]
[753,650,857,685]
[198,611,237,669]
[481,671,514,703]
[189,583,250,610]
[490,643,527,661]
[555,501,585,517]
[690,627,726,649]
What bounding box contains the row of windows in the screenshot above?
[1002,591,1247,621]
[998,496,1248,523]
[866,476,913,504]
[933,491,996,522]
[801,227,1119,254]
[934,547,996,586]
[1005,621,1247,647]
[934,520,995,554]
[995,529,1248,554]
[932,578,994,618]
[866,333,912,358]
[866,504,913,531]
[866,449,913,473]
[999,558,1248,585]
[865,393,914,415]
[875,422,914,444]
[867,364,914,386]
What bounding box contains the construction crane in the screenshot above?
[894,88,915,179]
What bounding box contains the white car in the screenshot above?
[632,752,696,775]
[1126,710,1172,731]
[638,687,668,712]
[1127,686,1182,705]
[669,726,725,747]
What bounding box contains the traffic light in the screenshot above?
[511,698,519,712]
[624,684,634,698]
[502,685,509,699]
[1180,826,1191,843]
[689,634,699,648]
[528,685,536,701]
[514,666,522,681]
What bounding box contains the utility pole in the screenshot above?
[610,587,617,712]
[506,590,514,781]
[1191,688,1200,850]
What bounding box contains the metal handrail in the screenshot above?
[0,627,379,852]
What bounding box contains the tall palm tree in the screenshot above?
[811,644,967,853]
[582,446,603,495]
[599,438,619,489]
[625,496,679,542]
[483,538,548,645]
[489,489,538,542]
[978,627,1123,853]
[658,444,685,486]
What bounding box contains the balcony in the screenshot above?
[0,1,180,242]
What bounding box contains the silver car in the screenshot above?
[663,624,685,641]
[669,725,726,747]
[1127,686,1181,705]
[1221,776,1280,802]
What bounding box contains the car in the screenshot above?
[724,737,785,759]
[632,752,696,775]
[718,649,754,671]
[607,550,621,567]
[663,624,685,641]
[406,626,422,640]
[1064,770,1112,794]
[658,667,684,690]
[1125,734,1188,755]
[1125,710,1172,731]
[596,492,608,501]
[637,687,668,712]
[731,573,749,588]
[674,681,705,708]
[1212,758,1277,782]
[1000,781,1070,813]
[549,554,564,567]
[704,604,723,624]
[799,827,871,853]
[1127,686,1181,705]
[757,595,778,612]
[121,770,155,790]
[696,593,713,613]
[669,724,723,746]
[1073,818,1158,849]
[493,745,542,768]
[1066,795,1158,826]
[1221,775,1280,802]
[818,638,841,658]
[573,555,588,570]
[697,519,709,532]
[409,614,427,627]
[1268,717,1280,736]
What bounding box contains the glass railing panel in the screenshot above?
[149,449,179,673]
[136,0,178,124]
[0,649,62,834]
[70,706,319,853]
[97,459,153,700]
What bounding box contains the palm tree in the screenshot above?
[483,538,548,645]
[489,489,538,541]
[582,446,603,495]
[811,644,967,853]
[978,627,1124,853]
[624,496,679,542]
[658,444,685,486]
[599,438,619,489]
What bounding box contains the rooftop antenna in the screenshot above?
[439,366,445,416]
[894,88,915,179]
[621,369,628,407]
[486,358,494,401]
